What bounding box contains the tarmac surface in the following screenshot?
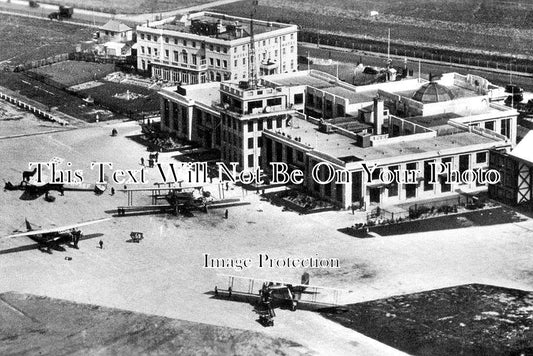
[1,102,533,355]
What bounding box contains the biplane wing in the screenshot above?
[6,218,111,238]
[215,274,348,310]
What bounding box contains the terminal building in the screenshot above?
[159,70,518,210]
[136,12,298,84]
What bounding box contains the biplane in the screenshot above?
[3,218,111,254]
[116,183,248,216]
[214,273,348,314]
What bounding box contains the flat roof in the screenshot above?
[267,74,335,89]
[147,12,293,40]
[272,119,501,163]
[322,85,377,104]
[405,113,462,128]
[161,82,220,106]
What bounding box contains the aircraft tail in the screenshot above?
[25,219,40,232]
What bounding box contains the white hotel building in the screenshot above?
[136,11,298,84]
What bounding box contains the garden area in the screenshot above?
[262,189,338,215]
[29,61,116,88]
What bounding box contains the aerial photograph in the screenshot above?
[1,0,533,355]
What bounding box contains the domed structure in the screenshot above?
[412,82,455,103]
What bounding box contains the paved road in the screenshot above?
[300,43,533,92]
[0,0,241,25]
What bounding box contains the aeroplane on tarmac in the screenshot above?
[116,183,248,216]
[214,273,348,326]
[2,218,111,254]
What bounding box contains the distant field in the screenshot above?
[0,14,93,65]
[39,0,213,14]
[30,61,116,87]
[213,0,533,57]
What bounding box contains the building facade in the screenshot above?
[159,70,517,210]
[136,12,298,85]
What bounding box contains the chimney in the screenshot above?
[373,96,384,135]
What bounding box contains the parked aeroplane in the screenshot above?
[4,218,111,253]
[214,273,348,312]
[116,184,247,216]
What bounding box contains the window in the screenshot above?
[290,46,294,53]
[501,118,511,138]
[174,38,178,45]
[223,47,227,53]
[181,50,188,63]
[183,39,187,46]
[234,47,237,53]
[141,46,145,54]
[248,154,254,167]
[476,152,487,164]
[275,37,278,43]
[209,44,214,51]
[223,60,227,68]
[290,33,294,40]
[209,58,214,66]
[173,51,179,62]
[262,40,265,46]
[247,122,253,132]
[248,100,263,114]
[440,157,452,192]
[216,46,220,52]
[291,60,294,69]
[282,48,286,55]
[165,49,169,58]
[140,33,144,40]
[248,137,254,149]
[154,48,158,56]
[485,121,495,131]
[165,37,169,43]
[275,49,278,57]
[258,120,263,130]
[267,119,272,129]
[424,160,434,191]
[234,59,237,67]
[267,98,282,106]
[147,47,152,55]
[276,117,282,128]
[388,166,398,197]
[147,35,151,41]
[216,59,221,67]
[192,41,196,48]
[242,58,246,65]
[294,93,303,104]
[192,54,197,65]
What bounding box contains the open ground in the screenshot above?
[0,14,93,66]
[213,0,533,57]
[1,100,533,354]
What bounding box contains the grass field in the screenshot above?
[213,0,533,57]
[0,15,93,66]
[39,0,213,14]
[30,61,116,87]
[322,284,533,356]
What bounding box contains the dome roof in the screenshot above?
[412,82,455,103]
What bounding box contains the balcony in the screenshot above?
[151,58,208,71]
